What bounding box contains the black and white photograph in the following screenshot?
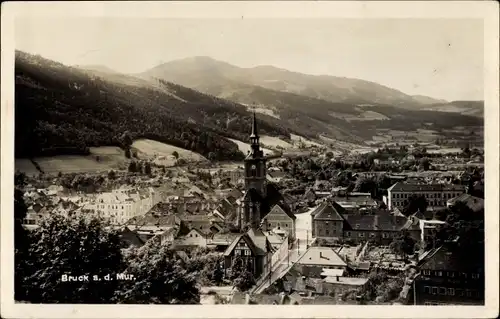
[1,1,498,318]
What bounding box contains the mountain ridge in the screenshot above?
[139,56,451,107]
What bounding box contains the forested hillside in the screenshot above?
[14,51,291,161]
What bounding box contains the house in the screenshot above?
[207,232,241,252]
[446,193,484,213]
[172,228,209,249]
[311,201,421,244]
[118,227,145,248]
[322,274,370,296]
[294,246,347,277]
[266,171,286,183]
[413,242,484,305]
[341,214,421,245]
[223,228,273,278]
[311,201,345,239]
[386,182,465,211]
[261,204,296,239]
[331,194,378,213]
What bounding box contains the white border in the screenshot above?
[1,1,499,318]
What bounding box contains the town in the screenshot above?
[15,113,484,306]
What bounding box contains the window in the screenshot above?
[448,272,455,277]
[436,271,443,277]
[244,249,251,256]
[472,273,479,279]
[235,250,241,256]
[285,224,288,227]
[326,229,330,235]
[345,232,351,237]
[439,287,446,295]
[466,290,472,297]
[382,233,389,238]
[359,233,365,238]
[432,287,438,295]
[195,234,198,237]
[268,223,271,227]
[424,286,431,294]
[355,224,360,229]
[369,233,376,238]
[448,288,455,296]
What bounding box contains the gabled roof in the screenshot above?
[419,242,484,272]
[447,193,484,213]
[312,202,345,221]
[262,203,296,220]
[223,228,270,257]
[296,246,347,267]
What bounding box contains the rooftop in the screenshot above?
[296,246,347,267]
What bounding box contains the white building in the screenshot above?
[94,187,162,224]
[386,182,465,211]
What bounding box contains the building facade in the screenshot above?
[386,182,465,211]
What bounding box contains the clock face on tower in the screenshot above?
[251,165,256,170]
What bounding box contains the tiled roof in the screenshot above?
[296,246,347,267]
[267,171,286,178]
[419,242,484,272]
[388,182,465,193]
[262,203,296,220]
[447,193,484,212]
[312,202,345,221]
[341,214,412,231]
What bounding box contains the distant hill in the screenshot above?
[15,51,484,162]
[411,95,449,105]
[15,51,292,161]
[139,56,446,108]
[423,100,484,117]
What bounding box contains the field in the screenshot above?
[32,146,127,174]
[227,138,274,156]
[290,134,323,147]
[260,135,294,149]
[131,139,207,167]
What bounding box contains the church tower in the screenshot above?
[239,112,268,230]
[244,112,267,196]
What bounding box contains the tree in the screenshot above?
[144,162,152,176]
[402,194,428,216]
[18,213,126,303]
[353,177,377,195]
[124,148,131,159]
[15,170,26,187]
[208,152,217,162]
[389,231,416,259]
[325,151,334,159]
[172,151,179,159]
[229,257,255,292]
[15,188,30,301]
[128,161,137,173]
[116,242,200,304]
[419,157,430,171]
[108,170,116,180]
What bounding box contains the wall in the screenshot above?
[271,236,289,269]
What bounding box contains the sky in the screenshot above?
[15,17,484,101]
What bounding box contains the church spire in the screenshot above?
[250,110,259,139]
[248,109,263,159]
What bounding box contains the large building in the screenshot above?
[311,201,421,245]
[386,182,465,211]
[413,242,484,305]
